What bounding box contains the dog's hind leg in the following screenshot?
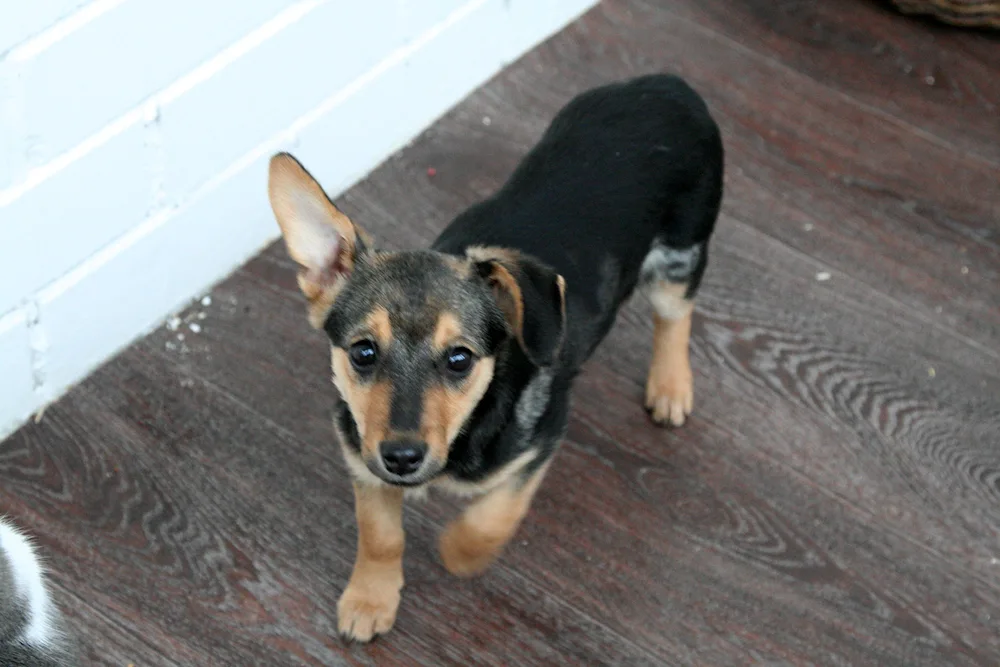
[639,243,703,427]
[639,155,719,428]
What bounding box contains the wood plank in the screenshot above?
[649,0,1000,166]
[1,397,318,666]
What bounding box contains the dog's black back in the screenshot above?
[434,74,724,368]
[433,74,723,478]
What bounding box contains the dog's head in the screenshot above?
[267,153,565,486]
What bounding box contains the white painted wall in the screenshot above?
[0,0,597,439]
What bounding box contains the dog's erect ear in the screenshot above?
[267,153,367,327]
[469,247,566,367]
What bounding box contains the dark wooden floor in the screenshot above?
[3,1,999,664]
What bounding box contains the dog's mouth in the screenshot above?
[385,477,427,488]
[364,457,444,487]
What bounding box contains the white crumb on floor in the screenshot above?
[815,271,831,281]
[188,323,202,334]
[201,295,212,306]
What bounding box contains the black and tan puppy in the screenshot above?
[267,74,723,642]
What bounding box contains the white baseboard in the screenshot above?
[0,0,597,440]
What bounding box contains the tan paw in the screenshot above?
[439,522,500,578]
[645,371,693,427]
[337,579,401,642]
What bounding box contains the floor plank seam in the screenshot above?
[721,215,1000,367]
[592,360,1000,600]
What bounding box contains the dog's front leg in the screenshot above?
[439,460,550,577]
[338,482,405,642]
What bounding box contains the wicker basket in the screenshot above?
[889,0,1000,28]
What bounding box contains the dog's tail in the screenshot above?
[0,516,75,666]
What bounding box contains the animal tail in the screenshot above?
[0,516,75,666]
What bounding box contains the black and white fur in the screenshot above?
[0,517,75,666]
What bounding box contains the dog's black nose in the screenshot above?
[380,441,426,476]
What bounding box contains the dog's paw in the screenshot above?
[439,522,499,578]
[645,370,693,427]
[337,580,401,642]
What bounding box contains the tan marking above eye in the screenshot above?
[364,306,393,349]
[432,312,465,352]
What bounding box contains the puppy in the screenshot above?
[0,517,75,666]
[267,73,723,642]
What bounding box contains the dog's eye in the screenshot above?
[445,347,475,375]
[348,340,378,371]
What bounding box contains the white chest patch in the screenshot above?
[0,517,54,647]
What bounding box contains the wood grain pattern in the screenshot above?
[657,0,1000,165]
[1,0,998,664]
[889,0,1000,29]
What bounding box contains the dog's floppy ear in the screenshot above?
[267,153,368,327]
[469,246,566,367]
